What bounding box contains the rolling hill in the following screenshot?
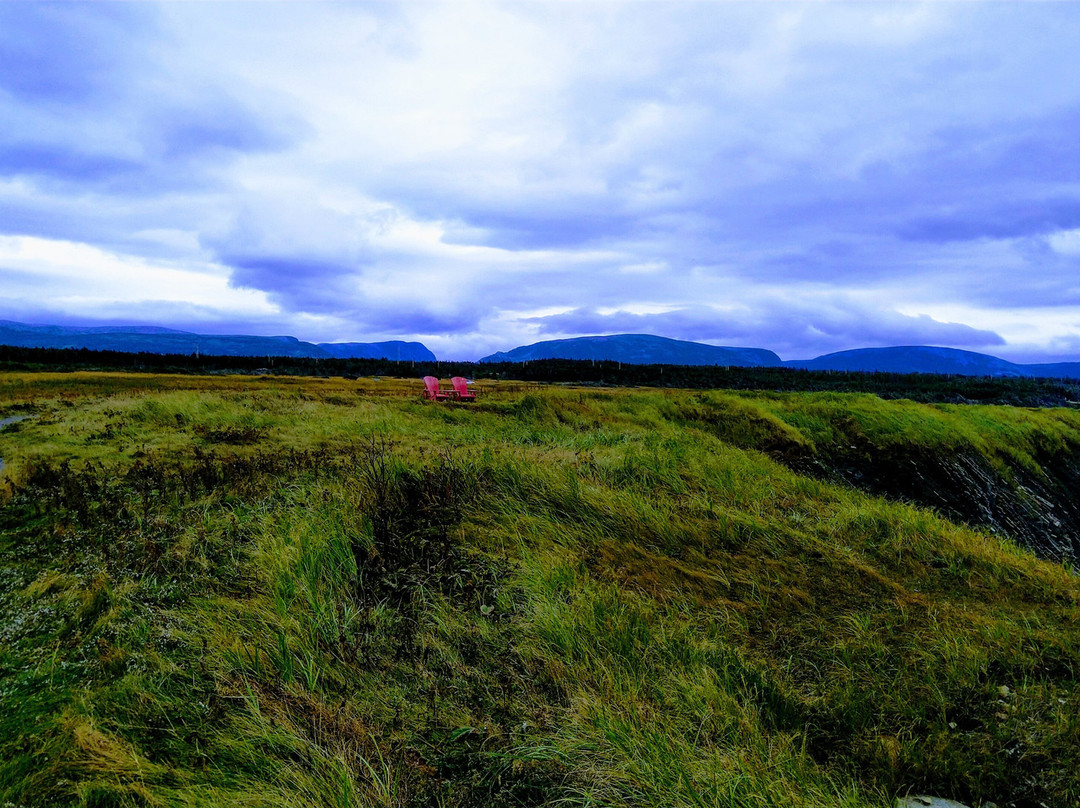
[785,346,1024,376]
[484,335,1080,380]
[480,333,782,366]
[0,321,435,362]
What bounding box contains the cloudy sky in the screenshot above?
[2,2,1080,361]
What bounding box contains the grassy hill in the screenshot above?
[1,373,1078,808]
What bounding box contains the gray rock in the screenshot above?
[896,798,972,808]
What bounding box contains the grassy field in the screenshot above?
[1,372,1079,808]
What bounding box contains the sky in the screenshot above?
[2,2,1080,362]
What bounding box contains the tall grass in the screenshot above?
[1,373,1078,807]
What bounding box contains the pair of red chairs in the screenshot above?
[422,376,475,402]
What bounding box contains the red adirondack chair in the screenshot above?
[451,377,476,401]
[422,376,451,401]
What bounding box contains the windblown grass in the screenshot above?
[1,374,1078,807]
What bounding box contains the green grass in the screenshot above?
[2,374,1079,807]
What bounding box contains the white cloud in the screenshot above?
[0,235,277,317]
[899,302,1080,358]
[4,2,1080,360]
[1048,228,1080,256]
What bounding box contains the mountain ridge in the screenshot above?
[486,336,1080,380]
[4,321,1080,379]
[0,321,435,362]
[785,345,1080,379]
[480,333,782,367]
[786,345,1023,375]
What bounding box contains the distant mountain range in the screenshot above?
[785,346,1080,379]
[787,346,1022,375]
[480,334,782,367]
[3,321,1080,380]
[482,335,1080,380]
[0,321,435,362]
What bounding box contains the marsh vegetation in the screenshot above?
[1,373,1078,807]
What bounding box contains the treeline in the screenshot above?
[2,343,1079,406]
